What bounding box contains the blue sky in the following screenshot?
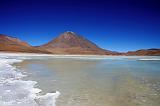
[0,0,160,52]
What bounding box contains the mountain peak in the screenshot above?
[43,31,99,49]
[0,34,16,39]
[59,31,78,40]
[40,32,123,55]
[65,31,75,34]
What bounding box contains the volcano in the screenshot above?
[40,31,119,55]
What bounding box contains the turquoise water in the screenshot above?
[16,56,160,106]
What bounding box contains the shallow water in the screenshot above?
[15,56,160,106]
[0,56,59,106]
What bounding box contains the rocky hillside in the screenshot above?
[125,49,160,56]
[40,31,119,55]
[0,34,51,53]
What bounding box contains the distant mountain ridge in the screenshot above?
[126,49,160,56]
[0,32,160,55]
[0,34,51,53]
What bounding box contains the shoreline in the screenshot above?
[0,55,60,106]
[0,52,159,57]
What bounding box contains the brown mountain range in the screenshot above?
[0,34,50,54]
[0,32,160,55]
[126,49,160,56]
